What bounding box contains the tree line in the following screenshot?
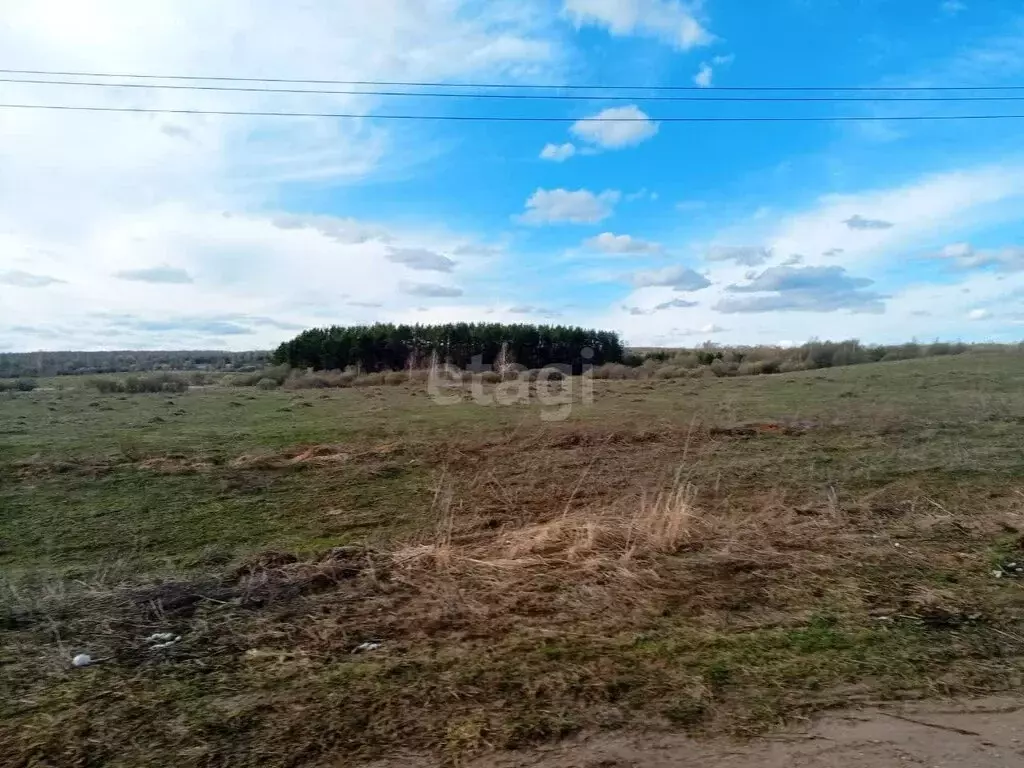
[272,323,625,373]
[0,350,270,378]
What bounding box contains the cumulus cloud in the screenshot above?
[782,254,804,266]
[715,265,886,314]
[563,0,713,49]
[844,214,895,231]
[823,248,845,257]
[540,142,577,162]
[934,242,1024,272]
[624,296,700,315]
[967,308,990,320]
[517,188,621,224]
[694,53,732,88]
[0,270,65,288]
[101,315,254,335]
[507,305,560,317]
[630,265,711,291]
[0,0,558,351]
[114,266,195,284]
[452,243,503,257]
[271,214,392,244]
[159,124,193,141]
[385,247,456,272]
[705,246,771,266]
[694,63,713,88]
[655,298,699,310]
[399,281,463,298]
[583,232,663,254]
[570,105,659,149]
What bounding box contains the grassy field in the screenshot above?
[2,353,1024,766]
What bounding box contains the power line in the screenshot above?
[5,76,1024,102]
[2,67,1023,92]
[4,102,1024,121]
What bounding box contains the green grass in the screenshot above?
[2,351,1024,766]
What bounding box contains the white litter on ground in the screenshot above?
[145,632,181,649]
[352,641,383,653]
[71,654,93,668]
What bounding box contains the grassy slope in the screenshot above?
[1,353,1024,766]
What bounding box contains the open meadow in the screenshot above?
[3,351,1024,766]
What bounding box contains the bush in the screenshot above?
[256,378,279,390]
[233,364,291,387]
[591,363,637,380]
[737,361,764,376]
[0,378,37,392]
[353,372,386,387]
[709,359,738,377]
[384,371,408,386]
[90,373,188,394]
[654,366,686,380]
[779,360,809,373]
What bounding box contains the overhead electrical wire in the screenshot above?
[2,76,1024,102]
[1,66,1023,92]
[3,66,1021,121]
[3,103,1024,122]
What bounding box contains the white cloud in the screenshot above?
[517,188,621,225]
[540,142,577,162]
[570,105,659,149]
[715,265,886,314]
[400,281,463,298]
[941,0,966,14]
[0,270,65,288]
[114,266,195,284]
[563,0,713,49]
[385,247,456,272]
[598,160,1024,348]
[934,242,1024,272]
[0,0,558,350]
[694,54,730,88]
[705,246,771,266]
[630,265,711,291]
[760,164,1024,270]
[694,63,713,88]
[968,308,990,320]
[583,232,663,254]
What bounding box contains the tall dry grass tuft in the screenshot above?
[392,466,706,579]
[625,470,700,557]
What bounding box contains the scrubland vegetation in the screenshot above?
[1,338,1023,767]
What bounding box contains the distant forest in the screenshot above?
[272,323,625,373]
[0,350,271,378]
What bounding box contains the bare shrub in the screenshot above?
[256,378,279,390]
[90,373,188,394]
[709,359,738,377]
[232,364,291,387]
[737,361,765,376]
[353,372,386,387]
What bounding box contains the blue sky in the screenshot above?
[1,0,1023,351]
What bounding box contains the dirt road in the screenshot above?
[366,698,1024,767]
